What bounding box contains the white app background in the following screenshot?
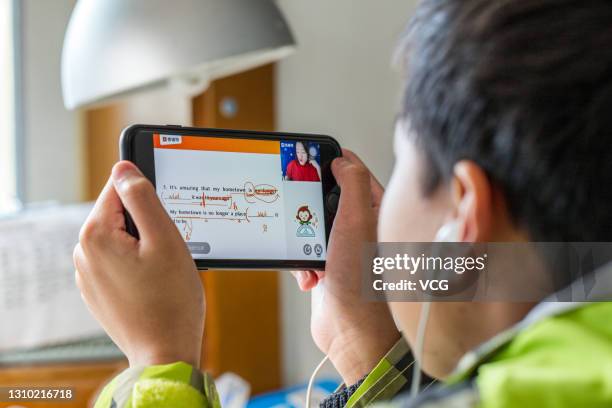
[283,181,327,260]
[154,146,327,260]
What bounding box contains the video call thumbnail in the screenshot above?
[281,141,321,182]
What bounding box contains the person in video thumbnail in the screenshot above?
[286,141,321,182]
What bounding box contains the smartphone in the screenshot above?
[120,124,341,270]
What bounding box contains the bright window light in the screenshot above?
[0,0,18,213]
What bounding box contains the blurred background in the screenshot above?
[0,0,416,406]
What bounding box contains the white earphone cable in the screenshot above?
[410,300,431,397]
[411,219,459,395]
[306,354,330,408]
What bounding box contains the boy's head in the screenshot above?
[378,0,612,378]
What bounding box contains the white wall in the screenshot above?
[21,0,79,204]
[0,0,18,211]
[276,0,417,385]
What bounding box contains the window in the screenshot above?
[0,0,18,213]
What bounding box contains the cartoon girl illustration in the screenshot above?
[296,205,316,237]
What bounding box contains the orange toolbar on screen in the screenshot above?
[153,134,280,154]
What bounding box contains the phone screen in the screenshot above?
[152,133,328,261]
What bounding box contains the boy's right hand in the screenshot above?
[292,150,399,385]
[74,161,205,369]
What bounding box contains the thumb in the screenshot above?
[111,161,177,242]
[331,157,373,215]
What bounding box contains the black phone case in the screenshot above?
[119,124,341,270]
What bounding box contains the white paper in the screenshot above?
[0,203,105,351]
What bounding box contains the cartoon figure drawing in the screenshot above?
[296,205,316,238]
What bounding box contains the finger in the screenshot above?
[73,243,104,293]
[73,244,99,300]
[290,270,307,291]
[79,179,128,253]
[83,178,126,234]
[342,149,384,207]
[73,244,85,290]
[290,270,319,291]
[111,161,177,242]
[331,157,373,215]
[313,270,326,281]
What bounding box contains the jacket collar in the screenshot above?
[447,260,612,383]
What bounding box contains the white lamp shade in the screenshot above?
[61,0,295,109]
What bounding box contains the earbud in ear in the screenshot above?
[434,220,462,242]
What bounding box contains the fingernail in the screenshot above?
[112,163,142,184]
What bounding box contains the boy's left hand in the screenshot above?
[74,161,205,368]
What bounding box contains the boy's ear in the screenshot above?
[450,161,493,242]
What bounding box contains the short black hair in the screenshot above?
[398,0,612,241]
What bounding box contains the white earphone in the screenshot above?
[434,219,462,243]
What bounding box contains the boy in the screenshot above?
[74,0,612,406]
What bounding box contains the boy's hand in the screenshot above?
[74,161,204,368]
[292,150,399,385]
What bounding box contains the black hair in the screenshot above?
[398,0,612,241]
[296,141,311,159]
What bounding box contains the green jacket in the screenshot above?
[95,286,612,407]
